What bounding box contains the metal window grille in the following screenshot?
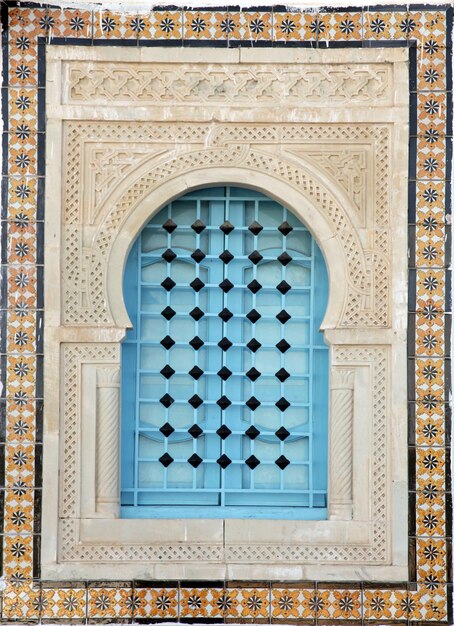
[121,187,329,519]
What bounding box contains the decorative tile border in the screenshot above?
[0,2,452,623]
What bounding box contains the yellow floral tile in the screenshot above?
[236,587,270,619]
[416,497,446,537]
[274,13,302,41]
[9,58,37,87]
[416,236,445,267]
[415,11,447,43]
[183,12,218,40]
[88,586,134,618]
[417,145,446,180]
[301,13,331,41]
[317,587,362,619]
[394,590,423,620]
[94,11,131,39]
[210,588,239,618]
[54,9,92,38]
[149,12,182,40]
[416,269,445,304]
[7,266,37,303]
[135,586,178,618]
[396,11,422,40]
[125,15,151,39]
[8,145,37,177]
[418,92,447,127]
[331,12,362,40]
[180,587,211,618]
[363,12,401,39]
[416,415,445,446]
[271,588,302,619]
[417,57,447,91]
[2,583,40,620]
[416,324,444,358]
[41,587,87,619]
[363,589,396,619]
[419,584,448,619]
[231,12,272,41]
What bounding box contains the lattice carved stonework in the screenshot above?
[43,47,408,581]
[63,123,391,328]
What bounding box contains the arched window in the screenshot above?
[121,186,329,519]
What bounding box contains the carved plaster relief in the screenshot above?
[43,47,408,581]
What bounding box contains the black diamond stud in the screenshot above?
[276,310,291,324]
[278,221,293,236]
[217,396,232,410]
[217,454,232,469]
[190,278,205,292]
[246,309,261,323]
[247,338,262,352]
[219,279,234,293]
[191,219,206,233]
[247,279,262,294]
[160,393,174,408]
[161,335,175,349]
[245,455,260,469]
[245,425,260,439]
[160,422,175,437]
[216,424,232,438]
[163,219,177,233]
[275,455,290,469]
[275,397,291,411]
[219,250,234,264]
[160,365,175,379]
[161,306,176,320]
[188,453,203,468]
[191,249,206,263]
[219,307,233,322]
[217,366,232,381]
[276,280,291,294]
[188,366,204,380]
[159,452,174,467]
[248,221,263,235]
[190,307,204,321]
[162,248,177,263]
[277,252,292,266]
[161,277,176,291]
[220,220,234,234]
[276,339,290,353]
[248,250,263,265]
[188,424,203,438]
[275,426,290,441]
[275,368,290,382]
[189,336,204,350]
[189,394,203,408]
[246,367,261,381]
[218,337,233,351]
[246,396,261,410]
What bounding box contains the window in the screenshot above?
[121,186,329,519]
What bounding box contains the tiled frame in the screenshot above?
[0,1,451,623]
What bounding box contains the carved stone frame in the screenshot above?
[42,46,409,580]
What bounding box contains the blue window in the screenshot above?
[121,187,329,519]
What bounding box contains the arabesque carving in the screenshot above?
[66,62,393,105]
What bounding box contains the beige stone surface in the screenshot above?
[43,46,408,580]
